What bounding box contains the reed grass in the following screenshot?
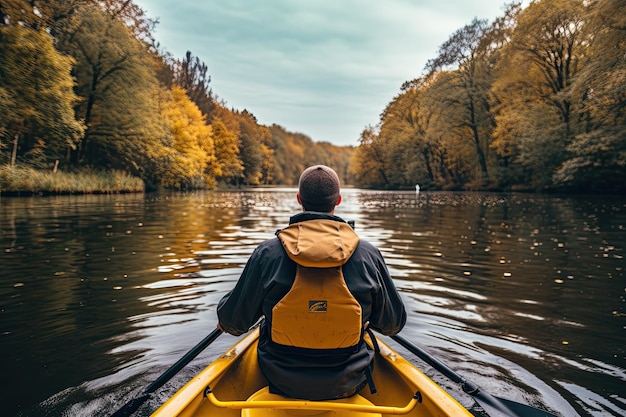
[0,165,144,194]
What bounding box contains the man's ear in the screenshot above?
[296,192,303,206]
[336,194,342,206]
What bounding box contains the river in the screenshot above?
[0,189,624,417]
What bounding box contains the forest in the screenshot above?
[0,0,353,192]
[351,0,625,193]
[0,0,624,193]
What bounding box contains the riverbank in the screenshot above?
[0,165,144,196]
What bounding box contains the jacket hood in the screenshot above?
[277,219,360,268]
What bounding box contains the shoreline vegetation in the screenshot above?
[0,165,598,197]
[0,165,144,196]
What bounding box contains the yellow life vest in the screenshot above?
[273,219,362,352]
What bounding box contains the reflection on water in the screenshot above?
[1,190,624,417]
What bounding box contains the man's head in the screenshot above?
[297,165,341,213]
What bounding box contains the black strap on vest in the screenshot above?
[363,328,380,394]
[366,328,380,353]
[364,366,376,395]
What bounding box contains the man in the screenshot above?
[217,165,406,400]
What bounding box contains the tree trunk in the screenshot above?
[469,98,489,184]
[423,148,435,182]
[10,133,19,166]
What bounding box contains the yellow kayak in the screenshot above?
[151,327,473,417]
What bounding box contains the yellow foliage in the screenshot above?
[157,86,216,188]
[212,118,243,180]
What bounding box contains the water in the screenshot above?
[0,190,624,417]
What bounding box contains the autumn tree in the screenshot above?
[0,0,82,32]
[260,137,275,185]
[98,0,156,45]
[377,78,438,188]
[268,124,354,186]
[304,141,354,185]
[156,86,215,188]
[235,110,272,185]
[492,0,589,189]
[0,25,84,167]
[270,125,313,184]
[212,118,243,183]
[350,126,390,187]
[425,17,495,186]
[574,0,625,129]
[57,4,163,175]
[173,51,215,121]
[553,0,626,192]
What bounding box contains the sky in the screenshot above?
[134,0,514,147]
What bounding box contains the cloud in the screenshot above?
[136,0,512,145]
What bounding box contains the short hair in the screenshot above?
[298,165,340,212]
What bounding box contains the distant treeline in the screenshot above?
[1,1,623,194]
[0,0,353,192]
[351,0,625,193]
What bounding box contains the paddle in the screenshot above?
[390,334,559,417]
[110,326,223,417]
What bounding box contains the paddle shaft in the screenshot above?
[110,327,223,417]
[391,334,558,417]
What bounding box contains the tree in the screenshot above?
[58,4,162,175]
[236,110,271,185]
[417,71,479,189]
[554,0,626,191]
[0,25,84,167]
[0,1,132,40]
[553,126,626,192]
[174,51,215,121]
[0,0,77,30]
[268,124,354,186]
[350,126,390,187]
[492,0,589,189]
[270,125,310,184]
[98,0,156,45]
[570,0,625,132]
[212,118,243,182]
[377,78,438,188]
[259,140,275,185]
[156,86,215,188]
[425,17,494,186]
[0,86,15,164]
